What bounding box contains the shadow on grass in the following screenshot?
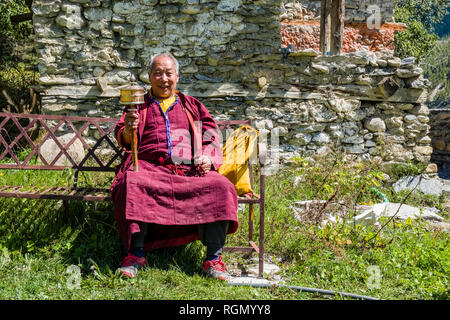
[0,197,207,278]
[0,198,119,265]
[0,198,68,251]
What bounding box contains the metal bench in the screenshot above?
[0,112,267,277]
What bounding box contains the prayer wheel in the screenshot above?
[119,75,145,105]
[119,75,145,172]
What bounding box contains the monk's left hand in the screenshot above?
[196,155,212,173]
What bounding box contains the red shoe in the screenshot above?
[202,255,230,281]
[118,253,148,278]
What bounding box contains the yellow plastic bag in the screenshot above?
[218,125,258,196]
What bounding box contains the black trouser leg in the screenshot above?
[197,221,229,258]
[130,222,148,256]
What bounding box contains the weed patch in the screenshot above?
[0,153,448,300]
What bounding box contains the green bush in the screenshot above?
[422,37,450,109]
[0,0,39,114]
[394,0,449,62]
[0,0,33,40]
[0,63,40,113]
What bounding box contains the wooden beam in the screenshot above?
[319,0,332,55]
[330,0,345,55]
[10,13,32,24]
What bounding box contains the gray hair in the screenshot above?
[148,52,179,75]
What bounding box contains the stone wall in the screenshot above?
[32,0,432,167]
[429,109,450,165]
[34,0,281,117]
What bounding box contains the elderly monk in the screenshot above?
[110,52,238,280]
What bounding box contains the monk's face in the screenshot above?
[149,55,179,99]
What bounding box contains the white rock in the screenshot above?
[39,133,85,166]
[32,0,62,17]
[311,63,329,74]
[312,132,330,145]
[247,261,280,278]
[414,146,433,156]
[254,119,273,130]
[83,7,112,21]
[387,57,401,67]
[289,48,320,57]
[227,276,279,286]
[396,67,423,78]
[364,117,386,132]
[217,0,242,12]
[404,114,418,124]
[293,133,312,145]
[344,144,365,154]
[113,1,141,14]
[342,134,364,144]
[353,202,443,226]
[329,98,361,113]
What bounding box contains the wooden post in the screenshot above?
[320,0,332,55]
[63,200,70,222]
[25,0,33,10]
[330,0,345,55]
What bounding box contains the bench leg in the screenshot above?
[248,204,254,242]
[63,200,70,221]
[258,175,266,278]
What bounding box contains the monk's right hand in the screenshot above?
[124,111,139,133]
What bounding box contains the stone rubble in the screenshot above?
[392,175,444,197]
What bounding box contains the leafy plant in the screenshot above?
[394,0,449,61]
[0,1,32,39]
[422,36,450,109]
[0,0,39,117]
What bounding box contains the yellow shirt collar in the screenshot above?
[149,88,177,113]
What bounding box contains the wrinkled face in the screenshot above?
[149,55,179,99]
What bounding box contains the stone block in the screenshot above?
[364,117,386,133]
[434,140,446,151]
[39,133,85,166]
[55,4,85,29]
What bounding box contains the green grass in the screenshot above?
[0,153,448,300]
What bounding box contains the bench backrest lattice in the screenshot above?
[0,113,256,182]
[0,112,123,172]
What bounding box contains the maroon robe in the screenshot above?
[110,91,238,252]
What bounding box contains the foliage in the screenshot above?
[433,6,450,37]
[394,0,449,61]
[395,0,449,32]
[0,0,35,67]
[0,63,40,114]
[422,37,450,109]
[0,0,33,40]
[0,1,39,115]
